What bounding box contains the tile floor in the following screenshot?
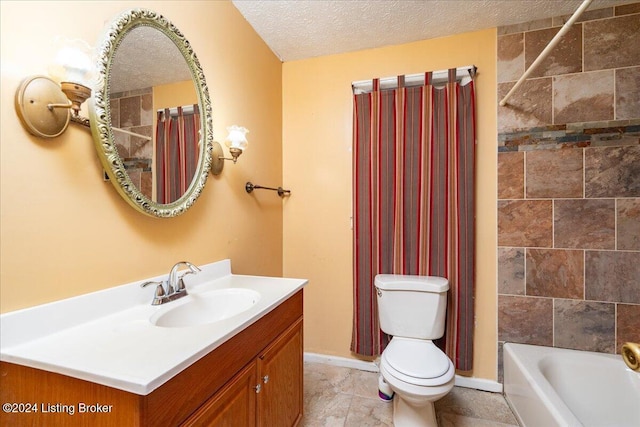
[301,362,520,427]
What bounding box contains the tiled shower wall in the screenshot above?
[496,2,640,370]
[109,87,154,199]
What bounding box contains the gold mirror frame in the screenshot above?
[90,8,213,218]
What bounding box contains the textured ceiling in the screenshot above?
[110,26,192,93]
[231,0,635,61]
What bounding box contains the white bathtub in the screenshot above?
[504,343,640,427]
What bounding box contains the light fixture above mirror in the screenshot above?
[211,125,248,175]
[14,39,94,137]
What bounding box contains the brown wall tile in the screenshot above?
[554,199,615,249]
[589,128,640,148]
[127,169,141,190]
[140,171,153,200]
[525,25,582,78]
[498,33,524,83]
[526,249,584,298]
[497,342,505,383]
[498,18,553,35]
[554,299,615,353]
[496,5,640,359]
[498,248,525,295]
[618,198,640,250]
[553,8,613,26]
[130,126,153,159]
[616,66,640,120]
[586,251,640,304]
[498,295,553,345]
[554,71,614,124]
[617,304,640,352]
[498,200,553,247]
[585,146,640,198]
[498,78,552,132]
[584,14,640,71]
[616,3,640,15]
[526,149,583,198]
[614,3,640,16]
[113,131,129,159]
[119,96,141,128]
[498,152,524,199]
[141,93,153,126]
[110,99,120,128]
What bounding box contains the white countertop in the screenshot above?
[0,260,307,395]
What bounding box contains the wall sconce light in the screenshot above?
[14,39,93,138]
[211,125,249,175]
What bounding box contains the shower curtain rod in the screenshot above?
[112,126,152,141]
[499,0,593,106]
[352,65,477,94]
[157,104,197,116]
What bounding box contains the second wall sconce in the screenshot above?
[14,39,94,138]
[211,125,249,175]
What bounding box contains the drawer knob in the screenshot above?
[263,375,270,384]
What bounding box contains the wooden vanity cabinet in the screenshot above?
[0,290,303,427]
[256,318,303,427]
[181,360,258,427]
[182,318,303,427]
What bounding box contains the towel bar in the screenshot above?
[245,182,291,197]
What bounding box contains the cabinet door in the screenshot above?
[182,360,258,427]
[257,319,303,427]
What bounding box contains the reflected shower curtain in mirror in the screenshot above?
[155,105,200,204]
[351,70,476,371]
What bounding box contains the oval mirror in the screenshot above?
[90,8,213,218]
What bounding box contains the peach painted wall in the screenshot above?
[0,1,283,312]
[282,29,498,380]
[153,80,198,111]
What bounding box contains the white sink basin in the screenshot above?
[150,288,261,328]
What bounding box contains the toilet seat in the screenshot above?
[381,337,454,387]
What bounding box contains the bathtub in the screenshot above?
[504,343,640,427]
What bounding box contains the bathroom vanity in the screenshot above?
[0,260,306,426]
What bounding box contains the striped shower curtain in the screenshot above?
[155,105,200,204]
[351,70,476,371]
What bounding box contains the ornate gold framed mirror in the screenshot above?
[90,8,213,218]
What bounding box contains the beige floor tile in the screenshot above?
[344,395,393,426]
[302,362,519,427]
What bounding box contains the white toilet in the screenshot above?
[375,274,455,427]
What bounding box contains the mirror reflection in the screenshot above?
[109,26,199,204]
[91,8,213,218]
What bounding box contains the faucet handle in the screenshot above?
[141,280,166,297]
[141,280,168,305]
[174,262,201,292]
[176,277,186,293]
[176,269,198,292]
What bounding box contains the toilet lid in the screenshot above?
[382,338,451,380]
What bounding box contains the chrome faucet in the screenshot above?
[141,261,201,305]
[169,261,201,294]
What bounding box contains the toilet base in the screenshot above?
[393,395,438,427]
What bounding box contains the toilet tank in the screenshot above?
[375,274,449,339]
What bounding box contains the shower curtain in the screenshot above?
[155,105,200,204]
[351,70,476,371]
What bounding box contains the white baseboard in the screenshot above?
[303,352,503,393]
[304,352,379,372]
